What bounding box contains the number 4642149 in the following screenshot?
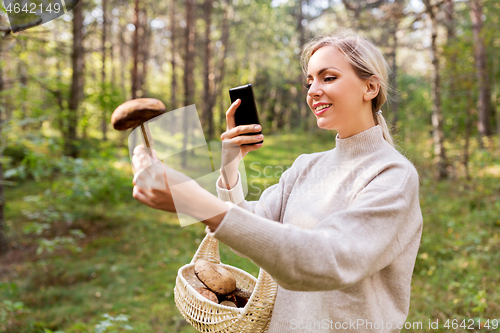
[5,2,61,14]
[444,319,498,330]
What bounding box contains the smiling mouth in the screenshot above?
[315,104,332,114]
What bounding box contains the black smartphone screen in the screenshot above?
[229,84,263,145]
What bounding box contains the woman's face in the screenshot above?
[306,45,374,138]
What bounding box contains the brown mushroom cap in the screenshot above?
[220,300,237,308]
[233,287,252,299]
[194,259,236,296]
[195,287,219,304]
[111,98,166,130]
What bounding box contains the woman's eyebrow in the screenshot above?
[307,67,341,78]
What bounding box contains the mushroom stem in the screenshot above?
[140,123,155,159]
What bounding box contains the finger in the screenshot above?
[221,124,261,141]
[225,99,240,130]
[230,133,264,147]
[133,161,165,189]
[133,145,160,167]
[133,185,148,205]
[132,153,152,175]
[133,144,146,155]
[241,142,263,155]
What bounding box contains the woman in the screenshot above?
[132,29,423,332]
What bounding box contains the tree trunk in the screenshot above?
[119,24,127,99]
[295,0,308,131]
[464,92,473,180]
[110,25,116,85]
[444,0,459,136]
[390,20,399,129]
[131,0,140,99]
[141,10,150,97]
[184,0,195,107]
[424,0,448,179]
[170,0,178,112]
[18,40,28,130]
[444,0,455,39]
[66,0,84,158]
[101,0,108,141]
[182,0,196,167]
[202,0,215,141]
[214,0,231,136]
[469,0,493,142]
[0,38,8,255]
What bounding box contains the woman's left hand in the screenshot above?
[131,145,229,228]
[132,145,173,212]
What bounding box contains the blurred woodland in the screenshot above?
[0,0,500,332]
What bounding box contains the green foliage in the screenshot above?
[36,234,84,256]
[0,300,29,323]
[4,135,132,258]
[0,283,30,332]
[94,314,133,333]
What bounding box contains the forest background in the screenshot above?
[1,0,500,332]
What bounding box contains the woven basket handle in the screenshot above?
[190,234,221,264]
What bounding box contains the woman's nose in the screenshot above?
[307,81,322,99]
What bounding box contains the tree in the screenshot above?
[139,5,150,96]
[382,0,406,129]
[66,0,85,157]
[0,36,7,254]
[131,0,140,99]
[169,0,178,112]
[294,0,308,131]
[423,0,449,179]
[182,0,196,166]
[101,0,108,141]
[215,0,231,134]
[202,0,215,141]
[469,0,493,144]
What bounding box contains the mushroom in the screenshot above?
[194,259,236,296]
[220,300,237,308]
[233,287,252,307]
[111,98,166,155]
[195,287,218,304]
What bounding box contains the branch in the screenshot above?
[30,75,65,111]
[0,17,43,37]
[422,0,446,14]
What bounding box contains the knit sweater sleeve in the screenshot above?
[210,161,423,291]
[214,155,305,220]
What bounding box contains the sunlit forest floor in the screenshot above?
[1,129,500,333]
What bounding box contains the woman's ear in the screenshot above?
[363,76,380,102]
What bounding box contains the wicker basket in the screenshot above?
[174,234,278,333]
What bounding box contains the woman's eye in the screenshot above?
[324,77,337,82]
[304,83,312,90]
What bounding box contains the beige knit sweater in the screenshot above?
[209,125,423,332]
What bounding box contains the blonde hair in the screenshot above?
[301,28,394,147]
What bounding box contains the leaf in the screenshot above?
[3,168,19,179]
[113,314,129,322]
[69,229,86,239]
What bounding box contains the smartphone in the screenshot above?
[229,84,263,145]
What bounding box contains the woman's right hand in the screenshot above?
[219,99,264,188]
[221,99,264,160]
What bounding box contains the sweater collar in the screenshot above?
[334,125,386,159]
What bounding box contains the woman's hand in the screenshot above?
[221,99,264,160]
[131,145,229,229]
[132,145,179,212]
[220,99,264,188]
